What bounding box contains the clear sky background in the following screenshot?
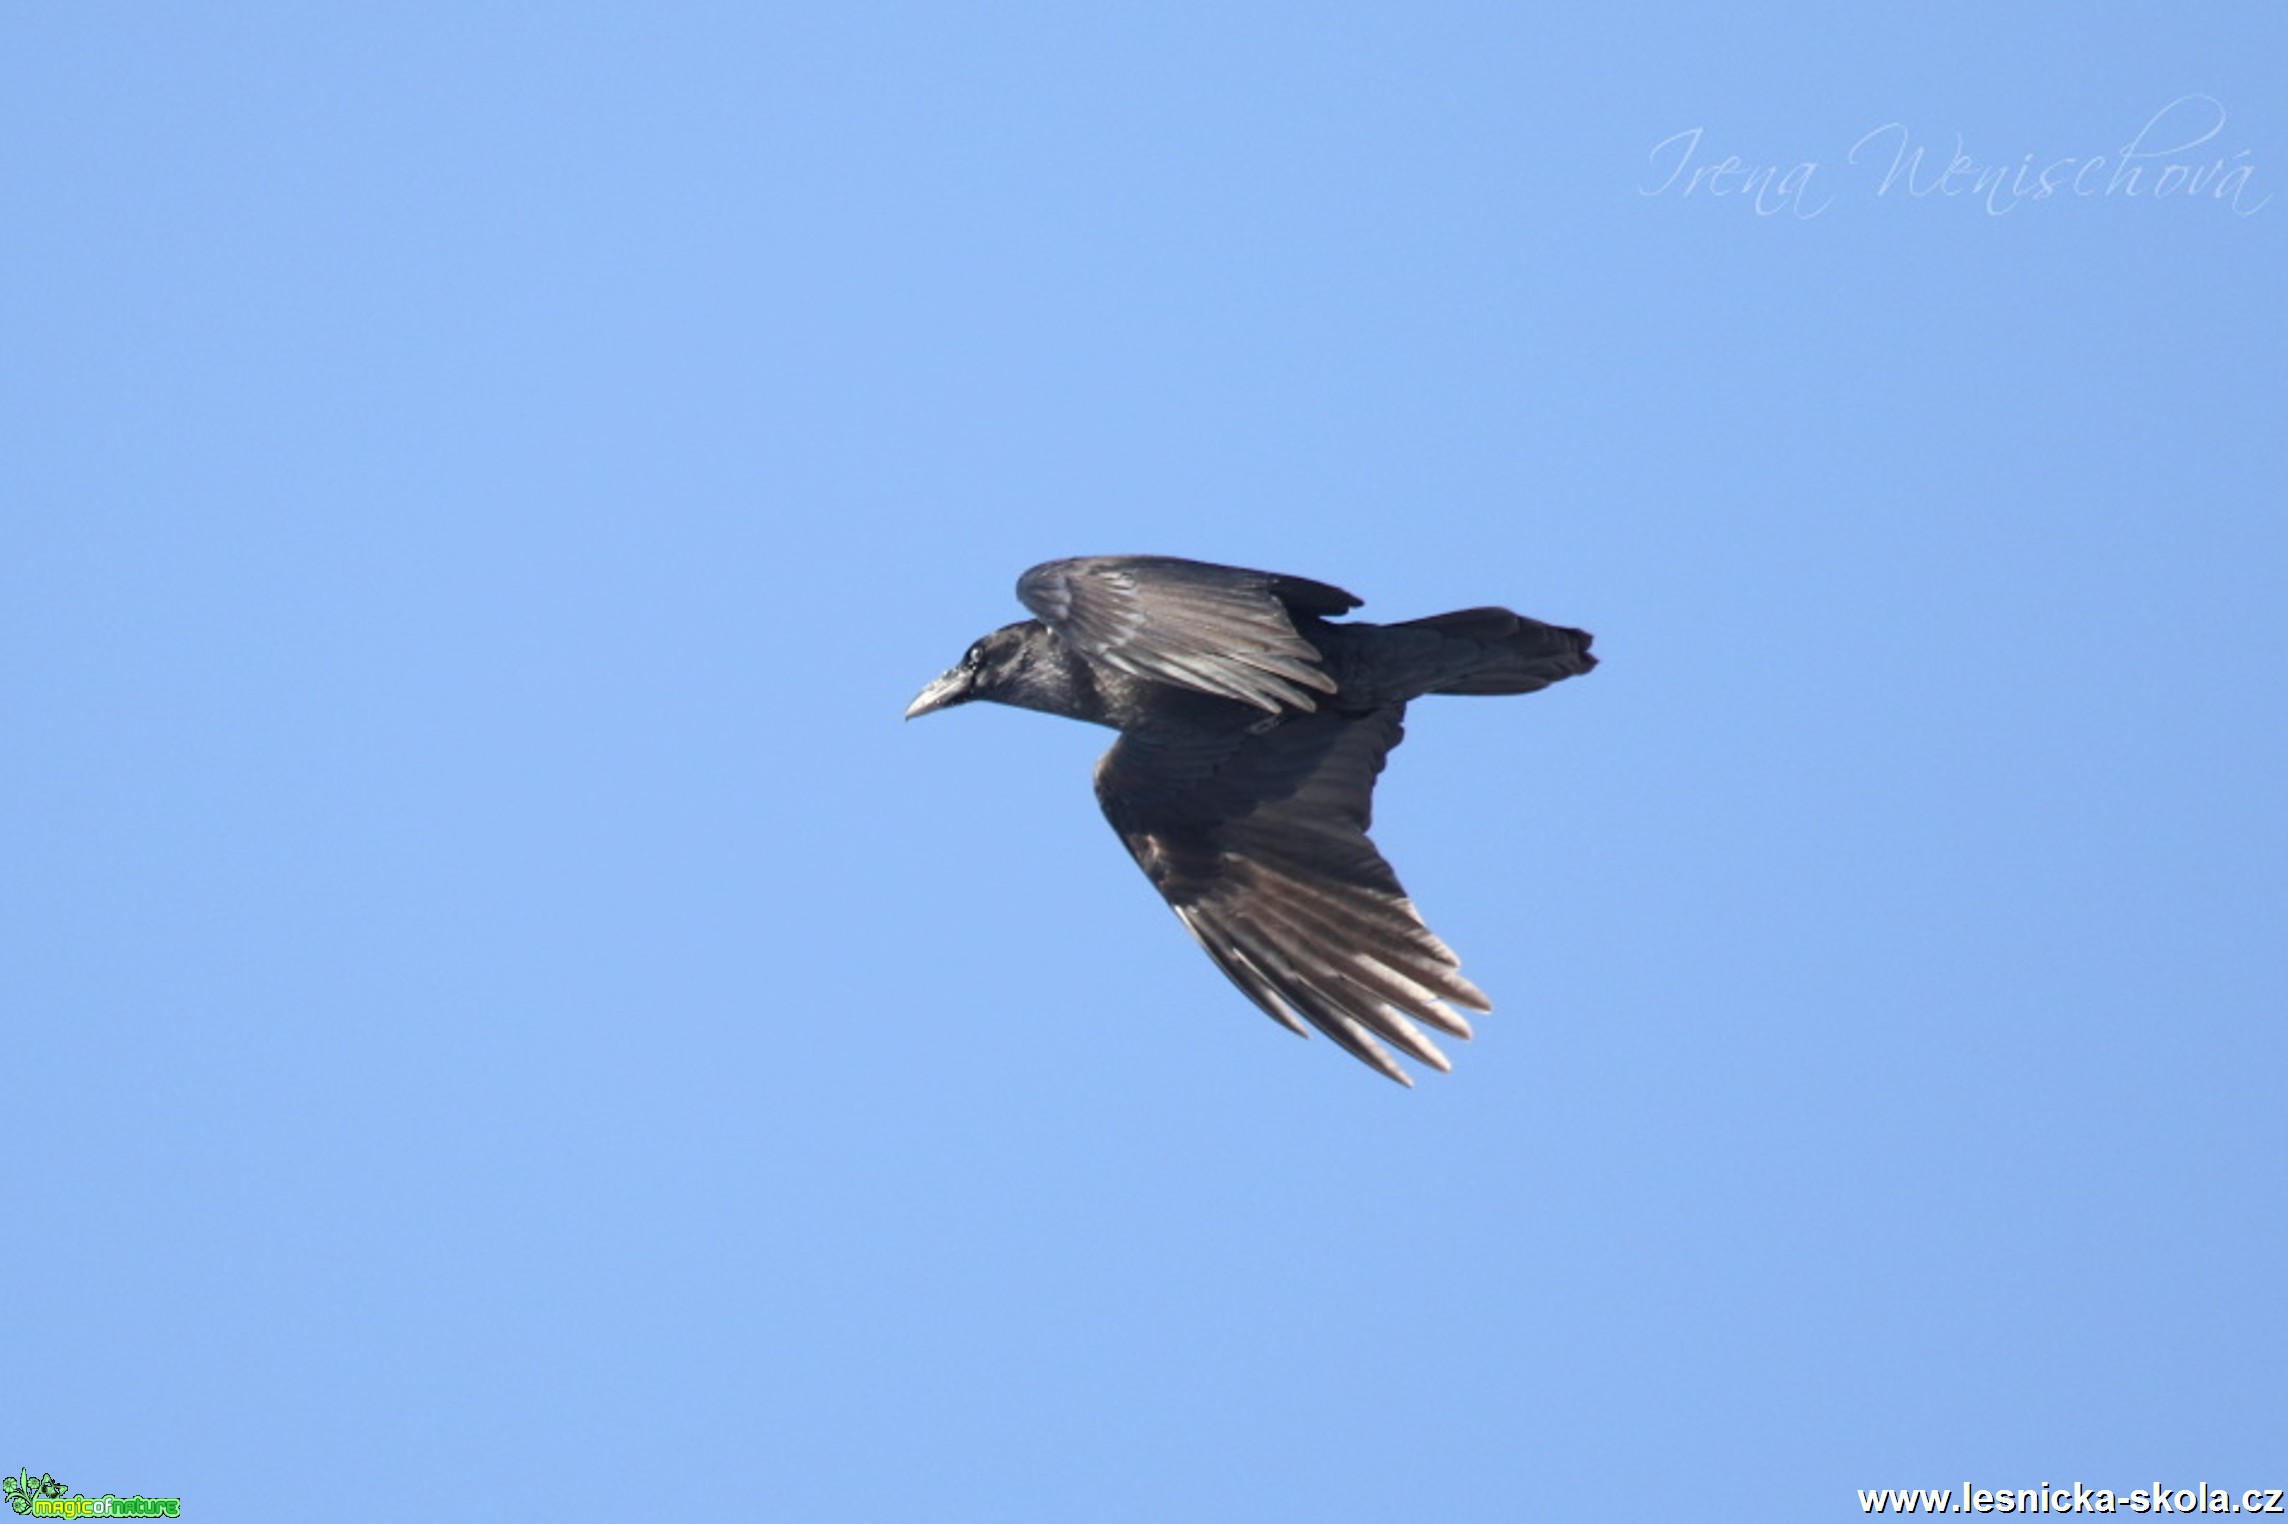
[5,6,2282,1519]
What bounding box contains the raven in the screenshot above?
[907,555,1595,1085]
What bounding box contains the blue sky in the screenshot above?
[5,5,2282,1519]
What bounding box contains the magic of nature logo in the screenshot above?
[3,1471,179,1519]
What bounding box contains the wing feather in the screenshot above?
[1020,556,1359,713]
[1096,705,1490,1083]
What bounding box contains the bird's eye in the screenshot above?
[965,644,986,668]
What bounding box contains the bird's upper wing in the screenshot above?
[1095,707,1489,1085]
[1017,556,1361,713]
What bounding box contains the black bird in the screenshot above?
[906,555,1596,1085]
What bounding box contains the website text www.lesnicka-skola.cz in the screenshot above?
[1858,1482,2284,1515]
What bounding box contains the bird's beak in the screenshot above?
[904,666,973,720]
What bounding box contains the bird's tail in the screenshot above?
[1390,607,1597,696]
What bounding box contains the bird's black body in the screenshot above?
[907,555,1595,1084]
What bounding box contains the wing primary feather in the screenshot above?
[1283,970,1453,1072]
[1262,867,1484,1007]
[1212,915,1414,1085]
[1334,953,1479,1039]
[1175,906,1309,1038]
[1236,858,1466,973]
[1232,896,1470,1058]
[1239,893,1480,1039]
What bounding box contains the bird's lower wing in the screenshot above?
[1096,709,1489,1086]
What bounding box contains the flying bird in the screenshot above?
[906,555,1595,1085]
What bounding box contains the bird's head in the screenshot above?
[904,623,1047,719]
